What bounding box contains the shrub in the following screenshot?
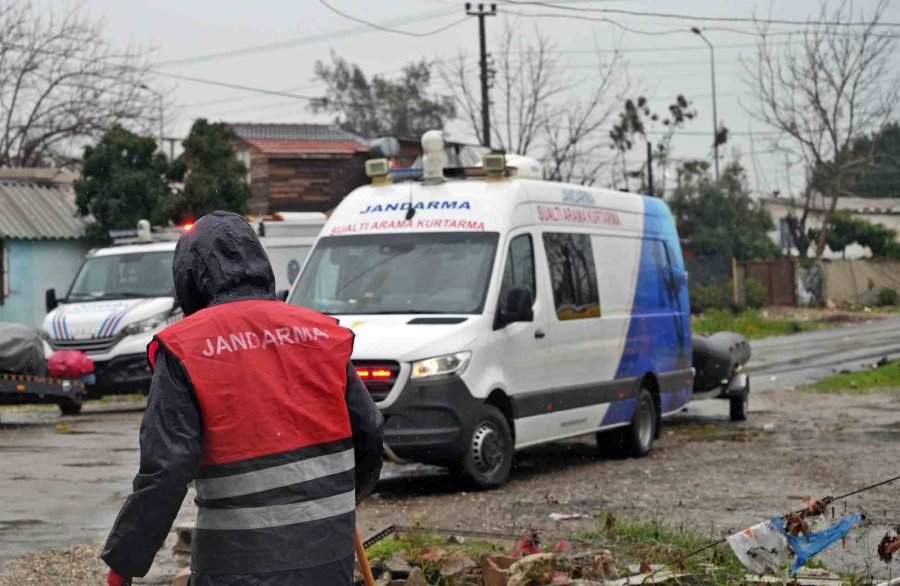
[876,287,899,307]
[744,279,768,310]
[690,282,732,314]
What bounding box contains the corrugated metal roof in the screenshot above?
[0,181,87,240]
[244,138,369,156]
[229,123,367,144]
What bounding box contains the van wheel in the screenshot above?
[597,388,657,458]
[456,405,513,489]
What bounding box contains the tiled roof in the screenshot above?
[0,181,87,239]
[244,138,369,156]
[229,123,366,143]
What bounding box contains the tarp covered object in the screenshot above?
[0,323,46,375]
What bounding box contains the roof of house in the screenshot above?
[0,181,87,240]
[228,123,369,156]
[0,167,79,184]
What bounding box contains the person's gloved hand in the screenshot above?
[107,569,131,586]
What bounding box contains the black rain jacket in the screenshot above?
[101,211,383,585]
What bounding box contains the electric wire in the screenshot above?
[497,0,900,28]
[318,0,469,37]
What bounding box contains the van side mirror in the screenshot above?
[45,288,58,313]
[277,289,289,302]
[495,286,534,329]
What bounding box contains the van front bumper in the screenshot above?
[88,353,151,396]
[380,375,482,463]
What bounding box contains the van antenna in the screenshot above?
[405,184,415,220]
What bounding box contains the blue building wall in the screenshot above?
[0,238,90,328]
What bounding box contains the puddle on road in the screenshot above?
[0,410,60,426]
[63,461,119,468]
[0,519,45,532]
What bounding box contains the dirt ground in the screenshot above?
[2,387,898,584]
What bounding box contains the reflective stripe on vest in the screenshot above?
[196,490,356,531]
[195,448,355,501]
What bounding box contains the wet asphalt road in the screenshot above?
[1,317,898,565]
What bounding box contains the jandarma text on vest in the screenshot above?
[202,326,331,357]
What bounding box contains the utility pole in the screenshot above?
[465,3,496,148]
[139,84,165,154]
[646,141,654,196]
[692,27,719,182]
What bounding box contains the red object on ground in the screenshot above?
[48,350,94,379]
[107,569,131,586]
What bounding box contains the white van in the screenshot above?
[41,213,325,396]
[287,133,693,487]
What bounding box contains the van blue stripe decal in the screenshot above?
[106,307,133,336]
[61,315,71,340]
[97,312,114,338]
[603,196,692,426]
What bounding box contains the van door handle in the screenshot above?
[534,329,546,339]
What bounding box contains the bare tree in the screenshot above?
[543,49,626,185]
[0,1,159,167]
[442,22,626,184]
[745,0,900,258]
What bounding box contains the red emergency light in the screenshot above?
[182,223,194,231]
[356,368,393,380]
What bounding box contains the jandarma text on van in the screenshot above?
[359,201,471,214]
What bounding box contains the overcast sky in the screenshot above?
[62,0,900,197]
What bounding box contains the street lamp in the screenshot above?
[692,27,719,182]
[138,84,164,154]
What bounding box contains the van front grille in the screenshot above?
[49,336,120,354]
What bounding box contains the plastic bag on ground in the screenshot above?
[773,514,861,574]
[48,350,94,379]
[727,519,790,575]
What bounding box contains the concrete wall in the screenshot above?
[0,238,90,328]
[821,260,900,306]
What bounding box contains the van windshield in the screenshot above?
[290,232,499,315]
[67,252,175,301]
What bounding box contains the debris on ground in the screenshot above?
[877,528,900,563]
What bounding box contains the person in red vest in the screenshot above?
[101,211,384,586]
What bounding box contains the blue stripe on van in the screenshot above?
[603,197,692,426]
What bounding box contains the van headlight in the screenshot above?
[410,352,471,379]
[123,311,173,336]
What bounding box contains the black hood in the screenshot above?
[173,211,276,316]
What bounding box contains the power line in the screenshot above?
[155,7,458,68]
[318,0,469,37]
[498,0,900,28]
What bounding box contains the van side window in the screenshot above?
[500,234,535,310]
[542,233,600,320]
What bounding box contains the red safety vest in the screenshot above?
[148,299,357,574]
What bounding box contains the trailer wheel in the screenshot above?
[59,400,82,416]
[455,405,513,489]
[729,389,749,422]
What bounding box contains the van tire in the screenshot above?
[455,405,513,489]
[596,388,657,458]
